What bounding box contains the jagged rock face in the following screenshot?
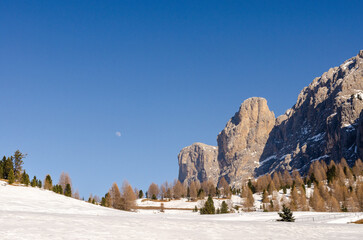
[256,50,363,176]
[178,143,219,185]
[178,50,363,185]
[217,97,275,186]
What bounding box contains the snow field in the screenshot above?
[1,181,363,240]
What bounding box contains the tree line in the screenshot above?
[133,158,363,214]
[2,150,362,214]
[241,158,363,212]
[0,150,78,199]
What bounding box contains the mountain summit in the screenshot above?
[178,50,363,187]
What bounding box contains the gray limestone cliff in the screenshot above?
[178,143,219,185]
[217,97,275,186]
[256,50,363,176]
[178,50,363,186]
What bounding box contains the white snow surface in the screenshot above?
[1,181,363,240]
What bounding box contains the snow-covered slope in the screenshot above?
[0,181,362,240]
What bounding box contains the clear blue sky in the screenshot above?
[1,0,362,198]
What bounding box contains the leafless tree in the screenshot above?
[122,180,136,211]
[73,189,80,199]
[173,180,185,199]
[109,182,122,209]
[59,172,72,194]
[148,182,159,199]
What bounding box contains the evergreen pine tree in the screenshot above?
[138,190,144,199]
[21,170,30,186]
[64,183,72,197]
[0,157,4,179]
[248,179,256,193]
[44,174,53,190]
[3,157,14,179]
[37,180,42,188]
[193,206,198,212]
[278,204,295,222]
[221,201,228,213]
[8,169,15,184]
[327,165,336,184]
[31,176,37,187]
[101,197,106,206]
[13,150,26,181]
[200,195,215,214]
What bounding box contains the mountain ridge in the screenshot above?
[178,50,363,186]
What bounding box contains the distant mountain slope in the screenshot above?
[179,50,363,186]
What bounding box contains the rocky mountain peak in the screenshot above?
[178,142,219,185]
[178,50,363,187]
[217,97,275,186]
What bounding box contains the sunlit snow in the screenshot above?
[0,181,362,239]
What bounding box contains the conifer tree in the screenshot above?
[21,170,30,186]
[327,164,336,184]
[8,169,15,184]
[278,204,295,222]
[327,195,340,212]
[352,159,363,177]
[3,157,14,179]
[13,150,26,181]
[299,190,309,211]
[0,157,4,179]
[64,183,72,197]
[52,184,63,194]
[290,187,299,211]
[272,173,281,190]
[101,197,106,206]
[189,181,197,200]
[220,201,228,213]
[101,192,111,207]
[37,180,42,188]
[310,188,325,211]
[110,182,122,209]
[122,181,136,211]
[105,192,112,207]
[243,187,255,211]
[88,194,93,203]
[44,174,53,190]
[247,179,256,193]
[193,206,198,212]
[283,170,293,187]
[31,176,37,187]
[138,190,144,199]
[200,195,215,214]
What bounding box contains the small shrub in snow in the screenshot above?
[277,205,295,222]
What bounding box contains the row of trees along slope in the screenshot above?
[0,150,78,199]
